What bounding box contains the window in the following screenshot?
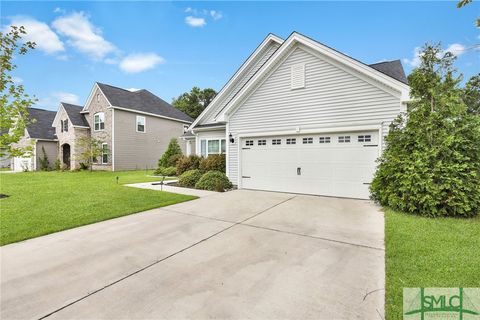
[101,143,108,164]
[286,138,296,145]
[291,63,306,89]
[258,139,266,146]
[136,115,145,133]
[200,139,226,157]
[63,119,68,132]
[338,136,351,143]
[60,120,64,133]
[94,113,105,131]
[272,139,281,145]
[319,136,331,143]
[358,135,372,142]
[302,137,313,144]
[96,94,100,103]
[245,140,254,146]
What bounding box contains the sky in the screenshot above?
[1,1,479,111]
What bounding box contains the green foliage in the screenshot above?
[154,166,177,176]
[76,135,105,171]
[199,154,226,173]
[54,159,61,171]
[0,26,37,157]
[463,73,480,115]
[178,169,203,188]
[195,170,232,192]
[456,0,479,26]
[172,87,217,119]
[371,44,480,218]
[37,146,50,171]
[79,162,90,170]
[158,138,183,168]
[176,155,201,175]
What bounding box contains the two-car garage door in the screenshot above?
[240,131,379,199]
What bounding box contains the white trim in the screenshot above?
[83,83,113,112]
[52,103,66,128]
[217,32,410,120]
[109,106,192,124]
[112,109,115,171]
[189,34,284,130]
[191,125,226,132]
[72,125,90,129]
[225,122,230,178]
[101,143,108,165]
[93,112,105,131]
[236,124,382,138]
[136,115,146,133]
[198,137,226,157]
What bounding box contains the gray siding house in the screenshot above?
[186,32,410,199]
[12,82,193,171]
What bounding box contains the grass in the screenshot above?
[385,209,480,319]
[0,170,195,245]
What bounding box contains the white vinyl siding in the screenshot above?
[200,42,281,124]
[228,45,402,184]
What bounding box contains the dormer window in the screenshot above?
[94,112,105,131]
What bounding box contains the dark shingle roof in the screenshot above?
[27,108,57,140]
[368,60,408,85]
[61,102,89,127]
[96,83,193,123]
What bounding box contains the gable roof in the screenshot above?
[27,108,57,140]
[214,32,410,121]
[61,102,89,127]
[95,83,193,123]
[369,60,408,85]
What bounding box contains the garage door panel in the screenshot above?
[241,131,378,199]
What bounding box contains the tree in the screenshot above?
[172,87,217,119]
[158,138,183,168]
[38,146,50,171]
[0,26,37,157]
[370,44,480,217]
[76,136,105,171]
[462,74,480,115]
[457,0,479,27]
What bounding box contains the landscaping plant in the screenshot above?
[370,44,480,217]
[178,169,203,188]
[195,170,232,192]
[158,138,183,168]
[176,155,201,175]
[37,146,50,171]
[199,154,226,173]
[154,166,176,176]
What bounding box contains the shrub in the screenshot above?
[158,138,183,168]
[199,154,226,173]
[176,155,202,175]
[154,166,177,176]
[370,44,480,218]
[178,169,203,188]
[195,171,232,192]
[54,159,61,171]
[168,154,182,167]
[38,146,50,171]
[79,162,90,170]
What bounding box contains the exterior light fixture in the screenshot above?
[229,133,235,143]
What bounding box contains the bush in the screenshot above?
[195,171,232,192]
[154,166,177,176]
[168,154,182,167]
[79,162,90,170]
[199,154,226,173]
[54,159,61,171]
[178,169,203,188]
[38,146,50,171]
[176,155,202,175]
[158,138,183,168]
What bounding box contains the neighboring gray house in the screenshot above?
[51,82,193,171]
[186,32,410,199]
[11,108,58,172]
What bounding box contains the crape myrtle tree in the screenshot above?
[370,44,480,217]
[0,26,37,157]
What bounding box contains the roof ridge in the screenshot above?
[29,107,56,112]
[96,82,133,93]
[369,59,400,66]
[61,102,83,108]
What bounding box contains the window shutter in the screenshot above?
[291,63,305,89]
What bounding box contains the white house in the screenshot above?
[184,32,410,199]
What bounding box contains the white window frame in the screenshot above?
[136,115,146,133]
[101,143,108,164]
[199,138,226,157]
[94,112,105,131]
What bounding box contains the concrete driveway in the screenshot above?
[0,190,384,320]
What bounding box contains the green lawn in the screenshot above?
[385,209,480,319]
[0,170,195,245]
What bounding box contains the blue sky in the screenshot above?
[2,1,479,111]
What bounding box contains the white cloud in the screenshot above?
[210,10,223,20]
[5,16,64,54]
[444,43,466,57]
[53,7,65,14]
[403,47,422,68]
[52,11,116,60]
[185,16,206,27]
[127,88,141,92]
[52,92,80,104]
[119,53,165,73]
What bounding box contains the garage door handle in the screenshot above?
[242,148,251,150]
[242,176,251,178]
[297,167,301,175]
[363,144,378,147]
[363,182,371,185]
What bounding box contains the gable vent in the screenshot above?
[291,63,305,89]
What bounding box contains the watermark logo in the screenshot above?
[404,288,480,319]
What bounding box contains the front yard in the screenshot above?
[385,209,480,319]
[0,170,196,245]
